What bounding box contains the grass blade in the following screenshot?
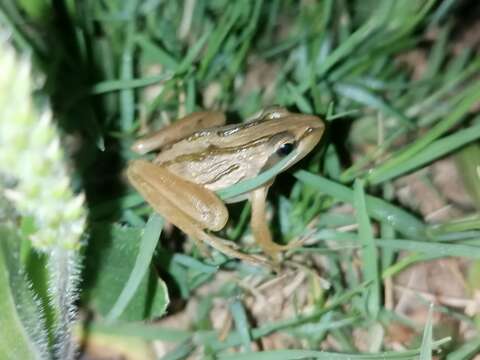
[354,179,380,318]
[106,214,164,321]
[217,337,450,359]
[230,300,252,351]
[419,304,434,360]
[368,80,480,184]
[294,171,425,239]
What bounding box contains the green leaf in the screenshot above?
[106,214,165,321]
[0,225,49,359]
[84,219,169,322]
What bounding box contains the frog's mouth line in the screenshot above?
[216,149,299,201]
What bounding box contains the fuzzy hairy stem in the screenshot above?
[48,249,81,360]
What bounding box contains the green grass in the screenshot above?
[1,0,480,359]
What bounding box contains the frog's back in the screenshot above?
[154,122,272,192]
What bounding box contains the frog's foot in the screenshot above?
[195,230,274,269]
[250,186,305,261]
[257,238,306,265]
[212,236,241,250]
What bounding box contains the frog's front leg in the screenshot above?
[127,160,272,268]
[250,186,304,261]
[132,111,226,154]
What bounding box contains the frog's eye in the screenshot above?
[277,142,295,156]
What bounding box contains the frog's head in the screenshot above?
[256,106,325,173]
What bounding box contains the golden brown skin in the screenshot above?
[127,107,324,267]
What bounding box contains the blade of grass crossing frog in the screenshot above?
[354,179,380,318]
[368,80,480,184]
[294,171,426,239]
[217,149,298,200]
[419,304,435,360]
[229,300,252,351]
[106,214,164,321]
[369,120,480,184]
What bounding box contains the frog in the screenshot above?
[127,106,324,268]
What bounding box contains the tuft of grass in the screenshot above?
[1,0,479,358]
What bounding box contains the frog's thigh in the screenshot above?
[250,186,303,259]
[127,160,272,267]
[132,111,226,154]
[127,160,228,231]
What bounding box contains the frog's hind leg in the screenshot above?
[132,111,226,154]
[127,160,272,268]
[250,186,304,261]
